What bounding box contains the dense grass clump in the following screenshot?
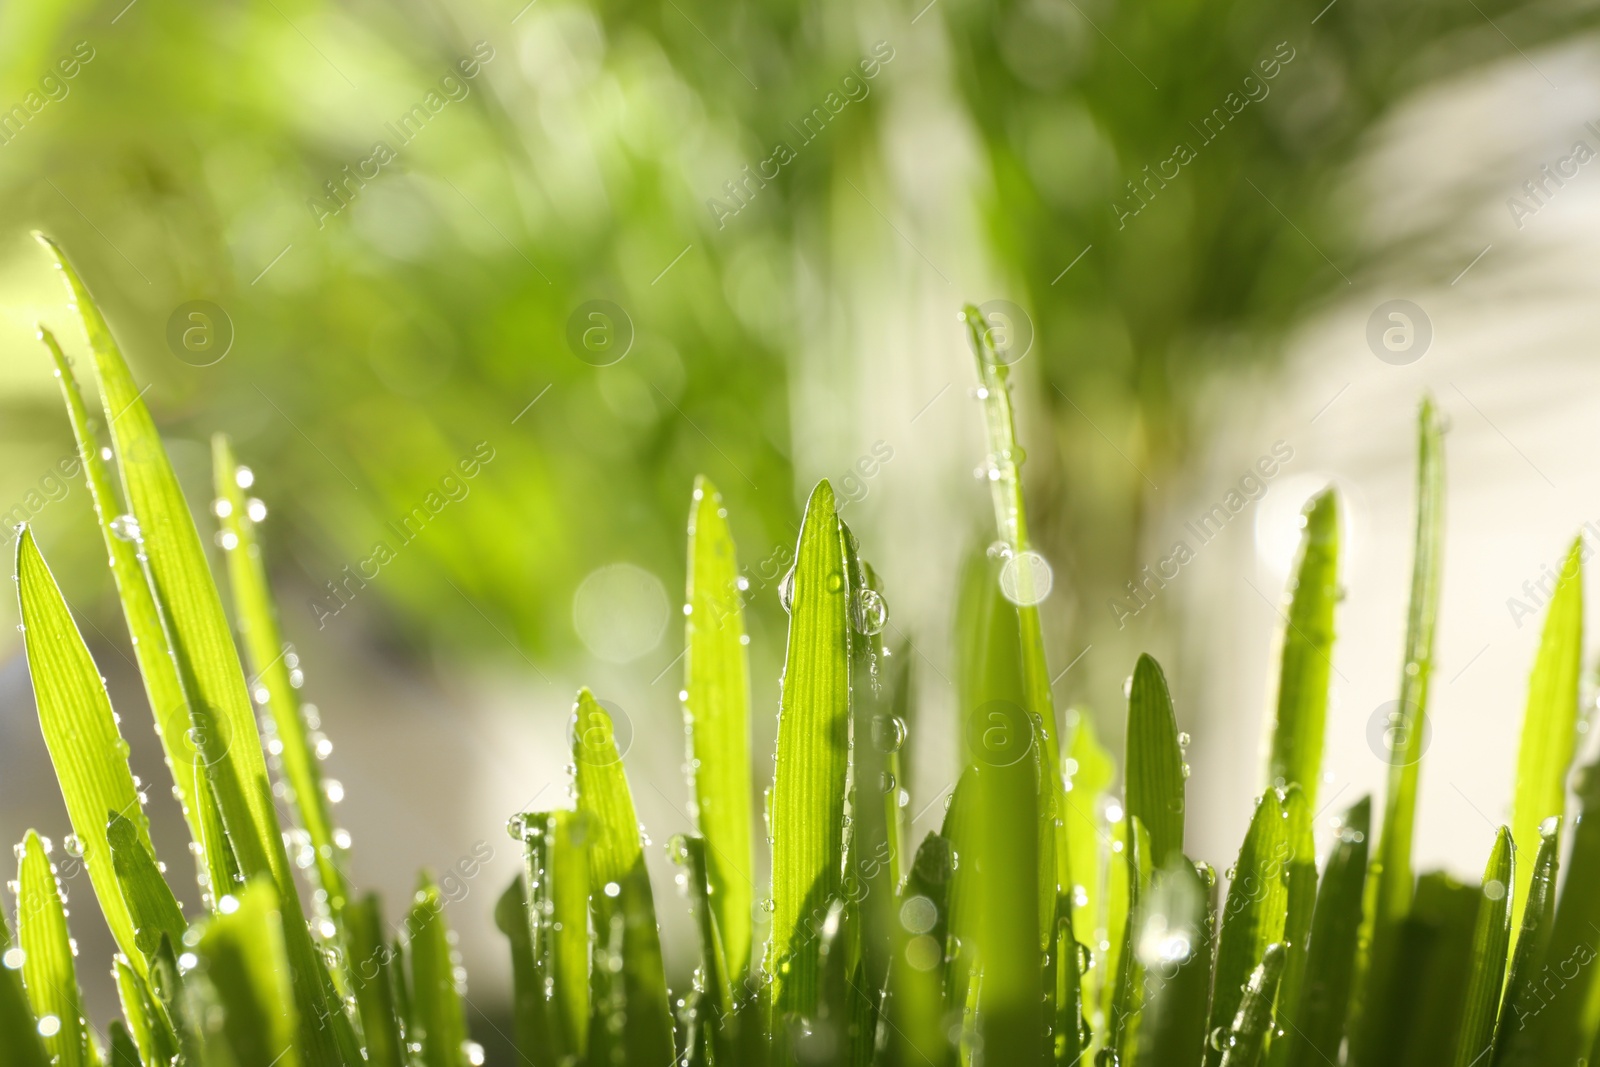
[3,237,1598,1067]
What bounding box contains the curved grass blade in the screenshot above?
[35,327,204,867]
[213,435,351,921]
[1126,653,1185,866]
[1453,828,1513,1067]
[1280,796,1369,1067]
[16,528,160,973]
[1494,817,1561,1066]
[1266,488,1339,808]
[1508,536,1582,944]
[1134,855,1213,1067]
[670,834,735,1065]
[107,812,186,966]
[345,894,403,1067]
[0,913,51,1067]
[684,476,754,984]
[112,958,179,1067]
[199,879,300,1067]
[407,877,469,1067]
[765,481,851,1021]
[1265,786,1316,1067]
[572,690,675,1065]
[1205,790,1289,1067]
[1218,942,1287,1067]
[16,831,88,1067]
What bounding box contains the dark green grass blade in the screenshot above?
[107,1024,140,1067]
[16,529,159,973]
[1265,787,1317,1067]
[407,877,468,1067]
[1393,873,1479,1067]
[17,831,88,1067]
[36,328,205,866]
[199,879,300,1067]
[345,894,403,1067]
[765,481,851,1021]
[886,833,954,1067]
[572,690,675,1065]
[1453,828,1513,1067]
[496,875,543,1061]
[1508,537,1582,944]
[670,834,735,1064]
[213,435,351,921]
[1106,818,1150,1062]
[1126,653,1185,866]
[1280,796,1370,1067]
[1266,489,1339,807]
[1134,855,1212,1067]
[1530,755,1600,1063]
[0,913,51,1067]
[1205,790,1289,1067]
[684,476,754,984]
[1494,818,1562,1067]
[1218,942,1287,1067]
[107,812,187,966]
[112,958,179,1067]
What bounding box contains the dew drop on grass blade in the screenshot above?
[1125,653,1185,867]
[1265,488,1338,808]
[16,830,89,1067]
[1205,790,1289,1067]
[571,690,675,1065]
[1452,827,1513,1067]
[199,879,301,1067]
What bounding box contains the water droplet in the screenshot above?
[1209,1026,1235,1051]
[1484,879,1506,901]
[850,588,888,635]
[212,498,233,518]
[109,514,141,542]
[216,530,239,551]
[36,1015,60,1038]
[1177,731,1191,747]
[1540,815,1561,840]
[603,881,621,898]
[778,567,796,612]
[247,498,267,522]
[2,948,24,969]
[235,466,255,489]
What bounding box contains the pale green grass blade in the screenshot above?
[1494,817,1561,1066]
[684,476,754,983]
[1134,855,1212,1067]
[16,528,158,973]
[1126,653,1185,865]
[941,768,979,1025]
[572,690,675,1064]
[106,812,186,965]
[112,958,179,1067]
[213,434,350,920]
[1508,536,1582,944]
[1453,828,1513,1067]
[194,769,244,913]
[1217,942,1287,1067]
[516,810,589,1061]
[1063,707,1112,1014]
[1266,488,1339,807]
[1265,786,1317,1067]
[17,831,88,1067]
[407,877,469,1067]
[344,894,403,1067]
[199,879,300,1067]
[765,480,851,1020]
[1,912,50,1067]
[35,328,204,864]
[1105,818,1150,1062]
[1205,790,1289,1067]
[670,834,735,1064]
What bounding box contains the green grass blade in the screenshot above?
[195,767,244,906]
[1106,818,1150,1062]
[765,480,851,1021]
[1494,817,1561,1066]
[1453,828,1514,1067]
[345,894,404,1067]
[407,877,469,1067]
[199,879,300,1067]
[1266,488,1339,807]
[0,912,51,1067]
[112,957,179,1067]
[941,768,979,1027]
[670,834,735,1064]
[516,810,589,1061]
[1134,854,1212,1067]
[1217,942,1287,1067]
[887,833,954,1067]
[1529,756,1600,1063]
[572,690,675,1064]
[1063,707,1113,1015]
[1265,786,1317,1067]
[1394,873,1480,1066]
[684,476,754,984]
[1205,790,1289,1067]
[106,812,187,965]
[213,435,351,920]
[35,327,204,867]
[1126,653,1185,866]
[495,875,544,1062]
[16,830,88,1067]
[107,1023,139,1067]
[16,528,159,973]
[1508,536,1582,943]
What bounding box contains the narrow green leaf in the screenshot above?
[0,912,51,1067]
[1508,536,1582,944]
[17,830,88,1067]
[1394,873,1480,1067]
[886,833,954,1067]
[496,875,544,1063]
[1063,707,1113,1014]
[1266,489,1339,807]
[194,767,244,913]
[407,877,469,1067]
[765,480,851,1020]
[199,879,300,1067]
[572,690,675,1065]
[1125,653,1185,866]
[1266,786,1316,1067]
[1106,818,1150,1061]
[1453,828,1514,1067]
[16,529,158,973]
[670,834,735,1065]
[1494,817,1562,1067]
[106,812,187,965]
[1206,790,1290,1067]
[941,768,979,1026]
[1530,756,1600,1063]
[1218,942,1288,1067]
[112,958,179,1067]
[213,435,351,920]
[1134,855,1213,1067]
[515,810,589,1061]
[345,894,404,1067]
[107,1023,140,1067]
[684,476,754,983]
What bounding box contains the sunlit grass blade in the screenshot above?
[515,810,589,1062]
[1453,828,1513,1067]
[213,435,351,921]
[16,528,158,973]
[765,480,851,1022]
[16,830,88,1067]
[1494,817,1561,1065]
[1105,818,1150,1062]
[0,913,51,1067]
[684,476,754,983]
[1063,707,1113,1013]
[199,879,300,1067]
[35,327,204,865]
[1265,786,1316,1067]
[345,894,403,1067]
[670,834,735,1065]
[112,957,179,1067]
[572,690,675,1064]
[1134,855,1212,1067]
[1266,488,1338,807]
[195,768,244,906]
[1217,942,1287,1067]
[406,877,469,1067]
[107,812,186,965]
[1205,790,1289,1067]
[1126,653,1185,866]
[1508,536,1582,944]
[887,833,954,1067]
[941,767,979,1026]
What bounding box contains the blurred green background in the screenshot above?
[1,0,1596,1055]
